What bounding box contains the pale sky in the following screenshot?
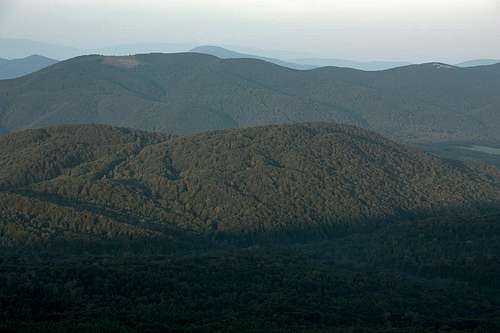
[0,0,499,62]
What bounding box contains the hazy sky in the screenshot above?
[1,0,499,62]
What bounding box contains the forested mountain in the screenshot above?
[0,55,58,79]
[1,123,500,246]
[2,123,500,332]
[1,53,500,147]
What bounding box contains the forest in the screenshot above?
[1,123,500,332]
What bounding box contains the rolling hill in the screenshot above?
[0,55,58,79]
[1,53,500,147]
[1,123,499,245]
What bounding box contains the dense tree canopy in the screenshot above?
[1,53,500,144]
[1,123,499,245]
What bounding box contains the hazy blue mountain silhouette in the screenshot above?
[0,55,58,80]
[191,45,314,70]
[456,59,500,67]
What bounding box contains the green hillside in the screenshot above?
[1,53,500,145]
[1,123,500,246]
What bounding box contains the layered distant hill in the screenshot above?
[191,45,314,70]
[192,45,415,71]
[0,38,81,60]
[0,55,58,79]
[1,53,500,146]
[291,57,412,71]
[456,59,500,67]
[0,38,195,60]
[1,123,499,244]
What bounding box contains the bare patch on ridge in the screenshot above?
[102,56,141,69]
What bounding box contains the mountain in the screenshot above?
[1,122,499,244]
[1,53,500,147]
[191,45,314,70]
[0,38,81,60]
[0,55,58,80]
[456,59,500,67]
[292,58,412,71]
[2,123,500,332]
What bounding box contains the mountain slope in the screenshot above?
[191,45,314,70]
[0,53,360,135]
[1,123,499,244]
[1,54,500,144]
[0,55,58,79]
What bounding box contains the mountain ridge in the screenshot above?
[1,53,500,146]
[1,122,500,244]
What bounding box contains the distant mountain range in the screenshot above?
[291,58,412,71]
[191,45,314,70]
[1,53,500,147]
[455,59,500,67]
[0,38,81,60]
[191,45,500,71]
[2,38,498,71]
[0,38,195,60]
[192,45,411,71]
[0,55,58,80]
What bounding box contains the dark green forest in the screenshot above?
[2,215,500,332]
[1,123,500,331]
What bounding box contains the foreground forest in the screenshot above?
[2,215,500,332]
[1,123,500,332]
